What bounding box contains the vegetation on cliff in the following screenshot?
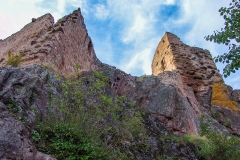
[29,70,240,160]
[6,51,22,67]
[31,71,148,159]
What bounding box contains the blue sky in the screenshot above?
[0,0,239,89]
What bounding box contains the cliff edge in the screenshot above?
[0,8,240,160]
[0,8,101,76]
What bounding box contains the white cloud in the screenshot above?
[122,14,149,43]
[107,0,163,44]
[164,0,175,5]
[105,0,176,75]
[176,0,229,50]
[57,0,65,13]
[121,47,155,75]
[0,0,46,39]
[94,4,110,20]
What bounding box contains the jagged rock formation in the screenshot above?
[0,8,240,160]
[152,32,223,108]
[98,66,200,135]
[0,8,101,76]
[151,32,240,136]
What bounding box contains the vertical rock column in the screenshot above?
[152,32,223,108]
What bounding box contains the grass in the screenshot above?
[6,51,22,67]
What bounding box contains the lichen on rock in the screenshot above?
[211,83,240,111]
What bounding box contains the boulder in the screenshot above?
[0,65,60,159]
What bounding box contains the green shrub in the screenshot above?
[34,123,105,160]
[32,71,147,159]
[189,115,240,160]
[198,131,240,160]
[167,129,240,160]
[6,51,22,67]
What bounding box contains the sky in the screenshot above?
[0,0,239,89]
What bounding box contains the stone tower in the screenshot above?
[152,32,223,108]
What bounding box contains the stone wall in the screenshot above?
[0,8,101,76]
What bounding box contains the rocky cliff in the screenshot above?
[152,32,223,109]
[151,32,240,135]
[0,8,101,76]
[0,8,240,160]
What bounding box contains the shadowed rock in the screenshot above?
[0,65,60,159]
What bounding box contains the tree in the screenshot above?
[205,0,240,78]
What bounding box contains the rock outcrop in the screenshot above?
[0,65,60,159]
[0,8,240,160]
[0,8,101,76]
[152,32,223,109]
[211,83,240,135]
[99,66,200,135]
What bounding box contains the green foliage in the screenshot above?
[136,75,151,82]
[224,118,231,127]
[190,115,240,160]
[32,71,147,159]
[34,123,104,160]
[6,51,22,67]
[29,92,35,106]
[199,114,211,136]
[214,111,221,120]
[7,98,20,113]
[31,129,41,143]
[205,0,240,77]
[74,63,81,71]
[74,63,82,77]
[197,131,240,160]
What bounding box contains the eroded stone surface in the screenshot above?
[0,8,101,76]
[152,32,223,109]
[211,83,240,135]
[231,89,240,107]
[101,67,201,135]
[0,65,60,159]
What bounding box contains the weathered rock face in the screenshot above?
[231,89,240,107]
[1,8,240,160]
[0,8,101,76]
[150,32,240,136]
[152,32,223,108]
[100,66,231,136]
[0,65,201,159]
[211,83,240,135]
[0,65,60,159]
